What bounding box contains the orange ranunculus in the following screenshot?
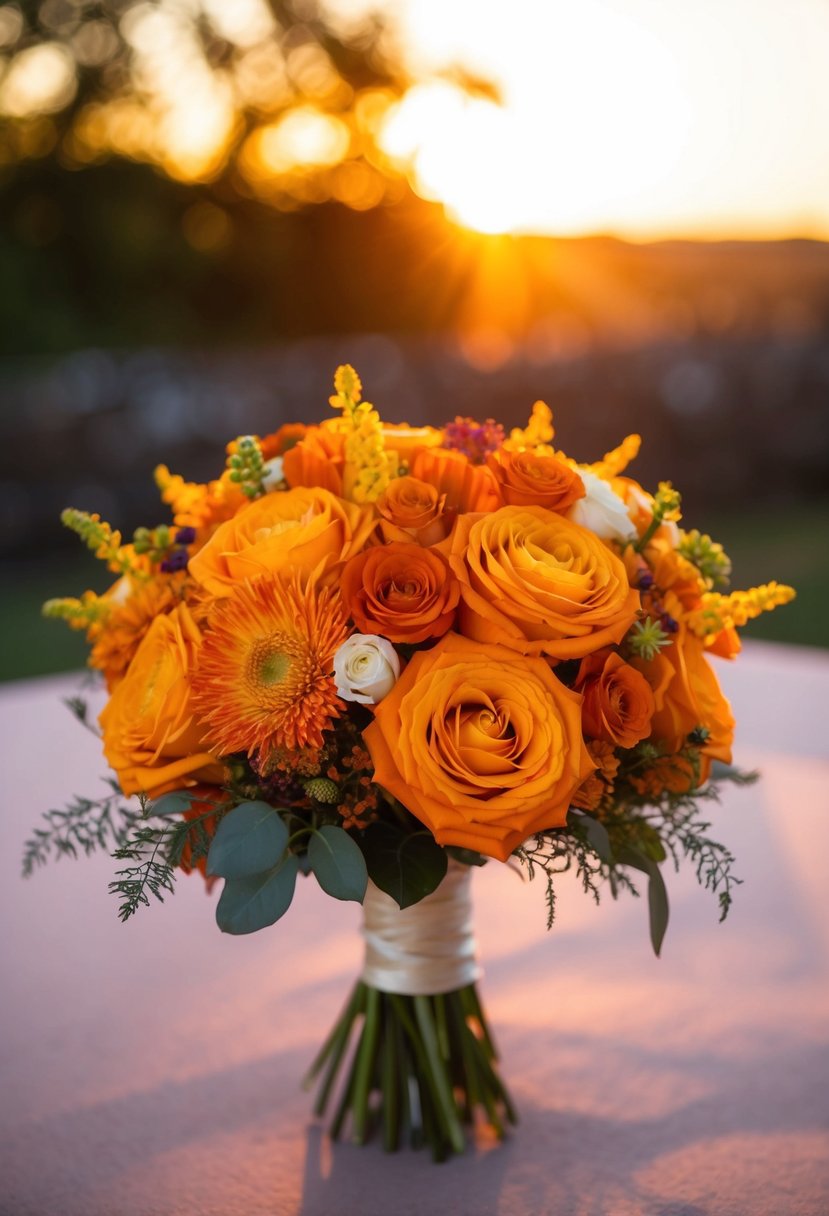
[375,476,449,546]
[574,649,655,748]
[486,449,586,513]
[409,447,500,514]
[282,426,346,496]
[99,603,225,798]
[187,486,375,597]
[632,627,734,786]
[341,542,459,643]
[443,506,640,660]
[364,633,594,861]
[260,423,307,460]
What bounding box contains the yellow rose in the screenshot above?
[187,486,375,597]
[443,506,640,659]
[364,632,594,861]
[99,603,225,797]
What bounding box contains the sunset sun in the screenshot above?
[379,4,690,236]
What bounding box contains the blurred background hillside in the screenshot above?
[2,0,828,680]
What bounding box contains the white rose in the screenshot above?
[568,469,637,543]
[261,456,285,491]
[334,634,401,706]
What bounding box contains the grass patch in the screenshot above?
[0,552,110,683]
[694,501,829,649]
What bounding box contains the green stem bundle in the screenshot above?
[304,981,517,1161]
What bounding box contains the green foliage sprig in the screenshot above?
[633,481,682,552]
[21,782,144,877]
[110,824,178,922]
[513,762,755,954]
[516,822,608,930]
[108,804,225,921]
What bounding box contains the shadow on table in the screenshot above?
[3,1030,827,1215]
[295,1028,828,1216]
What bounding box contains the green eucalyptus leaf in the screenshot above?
[149,791,197,817]
[567,810,612,864]
[206,801,288,879]
[308,824,368,902]
[647,861,670,958]
[615,843,649,877]
[616,844,670,957]
[216,855,299,935]
[360,822,448,909]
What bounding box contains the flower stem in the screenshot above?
[308,981,516,1158]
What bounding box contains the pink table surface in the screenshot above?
[1,641,828,1216]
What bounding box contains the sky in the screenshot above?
[336,0,829,238]
[3,0,827,240]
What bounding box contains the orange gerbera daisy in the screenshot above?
[192,575,350,761]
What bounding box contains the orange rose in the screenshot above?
[341,542,459,643]
[443,506,640,659]
[89,573,186,691]
[375,476,449,546]
[575,649,655,747]
[632,628,734,785]
[409,448,500,514]
[187,486,375,597]
[486,449,586,512]
[365,633,594,861]
[99,603,225,798]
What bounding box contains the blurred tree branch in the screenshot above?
[2,0,412,203]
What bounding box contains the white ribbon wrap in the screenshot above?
[361,864,482,995]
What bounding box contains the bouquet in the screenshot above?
[26,365,794,1160]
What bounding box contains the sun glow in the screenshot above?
[379,6,690,236]
[369,0,829,240]
[382,83,516,233]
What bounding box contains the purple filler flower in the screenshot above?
[442,416,505,465]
